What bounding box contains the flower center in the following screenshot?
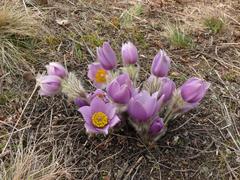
[95,69,107,83]
[91,112,108,128]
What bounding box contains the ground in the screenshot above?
[0,0,240,179]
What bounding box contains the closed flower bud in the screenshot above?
[107,73,133,104]
[45,62,68,78]
[180,77,210,104]
[121,42,138,64]
[151,50,171,77]
[37,75,62,96]
[128,91,157,122]
[97,42,117,70]
[149,117,164,136]
[158,77,176,103]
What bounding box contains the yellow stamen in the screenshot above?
[95,69,107,83]
[91,112,108,128]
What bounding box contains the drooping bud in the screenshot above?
[180,77,210,104]
[37,75,62,96]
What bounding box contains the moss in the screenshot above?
[204,17,224,34]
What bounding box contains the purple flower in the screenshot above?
[45,62,68,78]
[121,42,138,64]
[97,42,117,70]
[88,89,109,103]
[128,91,157,122]
[74,97,89,107]
[88,63,108,88]
[79,97,120,135]
[158,77,176,103]
[37,75,61,96]
[151,50,171,77]
[180,77,210,104]
[149,117,164,136]
[107,73,133,104]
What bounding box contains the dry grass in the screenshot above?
[0,1,41,74]
[0,137,73,180]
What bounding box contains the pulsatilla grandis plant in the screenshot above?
[36,41,210,142]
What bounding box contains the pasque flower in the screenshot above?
[97,42,117,70]
[151,50,171,77]
[158,77,176,103]
[37,75,62,96]
[128,91,157,122]
[107,73,133,104]
[121,42,138,64]
[149,117,164,136]
[180,77,210,104]
[89,89,109,103]
[88,63,108,88]
[45,62,68,78]
[79,97,120,135]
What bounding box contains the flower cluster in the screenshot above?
[37,41,210,142]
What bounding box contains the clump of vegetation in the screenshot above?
[0,2,41,74]
[204,17,224,33]
[0,136,73,180]
[81,33,104,47]
[165,25,194,48]
[120,3,143,28]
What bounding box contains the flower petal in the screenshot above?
[109,115,120,127]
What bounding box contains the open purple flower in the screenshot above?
[97,42,117,70]
[37,75,61,96]
[88,89,109,103]
[45,62,68,78]
[149,117,164,136]
[107,73,133,104]
[88,63,108,88]
[151,50,171,77]
[180,77,210,104]
[121,42,138,64]
[79,97,120,135]
[128,90,157,122]
[158,77,176,103]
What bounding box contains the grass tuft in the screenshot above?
[120,3,143,28]
[165,25,194,48]
[204,17,224,34]
[0,2,41,74]
[0,136,73,180]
